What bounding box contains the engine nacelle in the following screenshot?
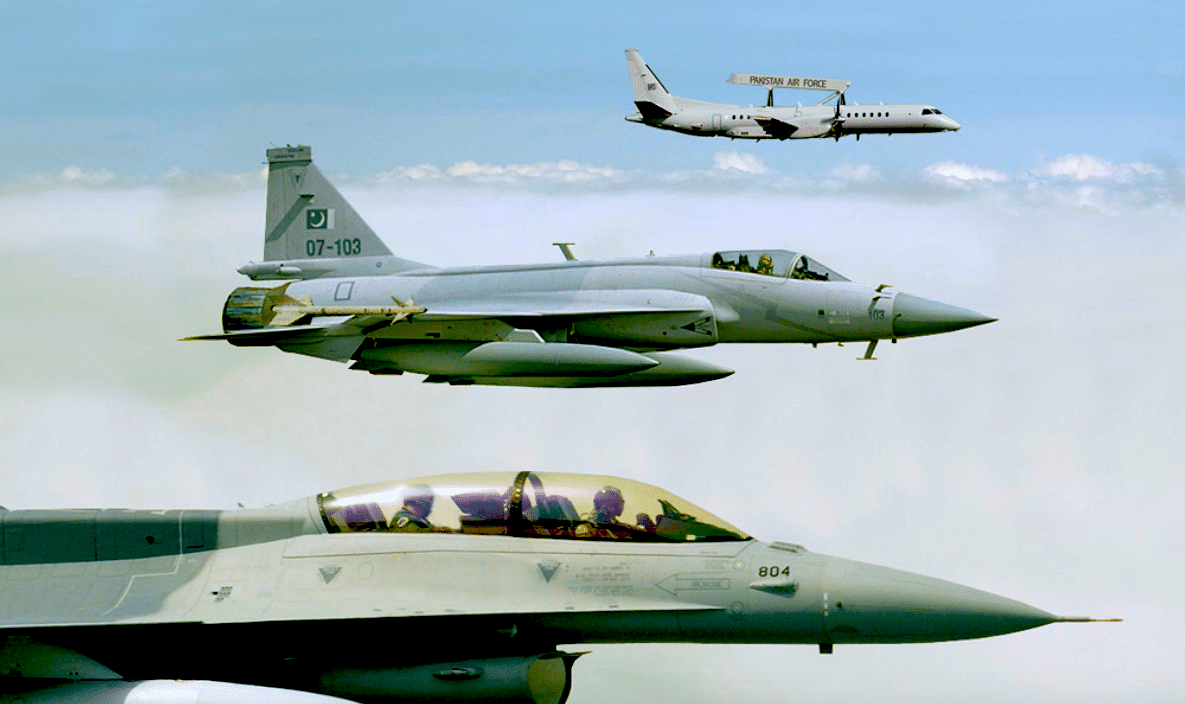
[318,652,581,704]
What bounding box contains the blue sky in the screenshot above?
[1,3,1182,703]
[2,1,1181,177]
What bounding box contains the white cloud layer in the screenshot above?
[0,155,1181,703]
[362,152,1178,212]
[1037,154,1161,183]
[377,160,626,184]
[712,151,769,174]
[926,160,1009,187]
[829,162,880,183]
[15,152,1164,215]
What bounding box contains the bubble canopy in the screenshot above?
[318,471,750,543]
[709,250,849,282]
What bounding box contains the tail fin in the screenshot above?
[264,145,390,261]
[242,146,425,280]
[625,49,677,120]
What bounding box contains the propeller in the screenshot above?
[831,92,847,141]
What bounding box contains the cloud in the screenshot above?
[13,166,119,190]
[0,170,1181,702]
[1037,154,1160,183]
[829,162,880,183]
[376,160,626,185]
[377,164,445,181]
[712,151,768,174]
[925,161,1008,187]
[353,152,1177,212]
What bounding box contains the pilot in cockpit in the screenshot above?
[389,485,435,531]
[575,486,634,539]
[592,486,625,525]
[791,255,828,281]
[756,253,774,276]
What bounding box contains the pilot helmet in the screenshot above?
[593,485,625,520]
[402,485,435,518]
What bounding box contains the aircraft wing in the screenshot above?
[413,289,712,320]
[753,115,799,140]
[185,289,714,342]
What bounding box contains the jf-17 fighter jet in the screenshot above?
[0,471,1115,704]
[186,145,993,387]
[625,48,961,141]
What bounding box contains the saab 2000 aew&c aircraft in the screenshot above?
[0,471,1116,704]
[186,146,994,387]
[625,48,960,141]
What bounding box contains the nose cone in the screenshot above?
[824,559,1057,644]
[892,293,996,338]
[942,115,961,131]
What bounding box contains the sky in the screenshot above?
[1,2,1183,703]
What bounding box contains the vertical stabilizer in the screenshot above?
[241,146,427,280]
[264,145,391,261]
[625,49,677,120]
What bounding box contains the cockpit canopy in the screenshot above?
[710,250,848,282]
[319,471,750,543]
[921,108,944,115]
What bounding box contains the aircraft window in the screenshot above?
[789,254,847,282]
[711,250,794,277]
[932,109,943,115]
[922,109,933,115]
[318,471,750,543]
[711,250,848,282]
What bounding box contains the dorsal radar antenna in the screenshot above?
[727,73,850,108]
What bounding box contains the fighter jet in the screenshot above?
[0,471,1115,704]
[185,146,994,387]
[625,48,961,141]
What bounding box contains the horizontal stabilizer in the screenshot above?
[181,326,326,346]
[635,100,673,121]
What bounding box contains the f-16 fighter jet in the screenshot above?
[625,48,961,141]
[0,471,1114,704]
[186,146,993,387]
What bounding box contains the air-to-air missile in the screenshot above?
[0,471,1114,704]
[185,146,995,386]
